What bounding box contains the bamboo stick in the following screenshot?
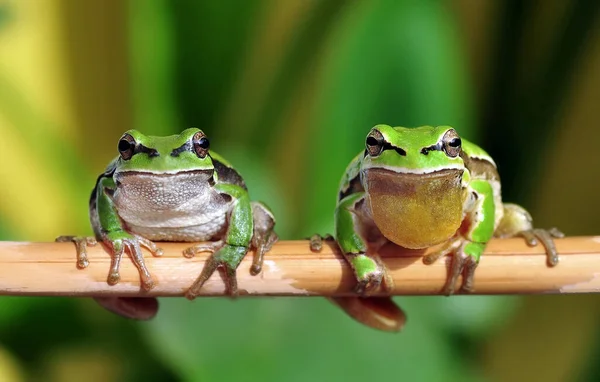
[0,237,598,297]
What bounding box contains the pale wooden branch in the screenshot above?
[0,237,599,297]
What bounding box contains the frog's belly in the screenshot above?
[126,216,227,242]
[363,168,465,249]
[112,171,231,242]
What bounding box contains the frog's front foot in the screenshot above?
[308,234,334,252]
[349,253,393,296]
[56,235,97,269]
[518,228,564,266]
[355,271,384,295]
[185,244,249,300]
[103,232,163,291]
[424,239,481,295]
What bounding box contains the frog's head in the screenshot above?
[112,128,216,211]
[362,124,464,173]
[114,128,214,174]
[361,125,468,249]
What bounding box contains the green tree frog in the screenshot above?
[314,124,563,331]
[59,128,277,318]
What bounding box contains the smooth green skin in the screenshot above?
[335,125,497,294]
[93,128,255,293]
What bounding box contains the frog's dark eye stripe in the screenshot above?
[420,144,439,155]
[170,133,210,158]
[386,143,406,156]
[137,144,159,157]
[171,141,192,157]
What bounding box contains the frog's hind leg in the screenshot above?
[495,203,564,266]
[249,201,278,275]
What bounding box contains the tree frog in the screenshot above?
[313,124,562,331]
[59,128,277,318]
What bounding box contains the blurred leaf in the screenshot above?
[146,297,478,382]
[128,0,179,136]
[484,295,600,382]
[0,2,11,31]
[301,0,473,236]
[482,0,600,201]
[0,74,93,237]
[170,0,264,132]
[0,346,24,382]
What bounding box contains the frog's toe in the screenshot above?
[57,235,96,270]
[107,271,120,286]
[458,257,478,293]
[519,230,539,246]
[422,252,440,265]
[250,231,278,276]
[355,272,383,296]
[141,278,155,291]
[444,250,469,296]
[249,263,261,275]
[308,234,324,252]
[77,257,90,269]
[519,228,561,266]
[308,234,334,253]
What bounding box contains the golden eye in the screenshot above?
[366,130,384,157]
[442,129,461,158]
[192,131,210,158]
[118,133,136,160]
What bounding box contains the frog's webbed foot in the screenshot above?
[349,253,394,296]
[185,244,249,300]
[308,233,334,252]
[423,238,481,295]
[104,232,163,291]
[496,203,563,267]
[517,228,564,267]
[56,235,97,269]
[250,201,278,275]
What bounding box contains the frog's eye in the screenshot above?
[118,133,136,160]
[442,129,461,158]
[366,130,384,157]
[192,131,210,158]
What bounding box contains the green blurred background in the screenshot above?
[0,0,599,381]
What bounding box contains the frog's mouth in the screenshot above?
[113,169,215,210]
[362,168,466,249]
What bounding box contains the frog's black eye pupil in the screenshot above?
[198,137,210,149]
[366,136,379,146]
[449,138,461,148]
[118,139,132,152]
